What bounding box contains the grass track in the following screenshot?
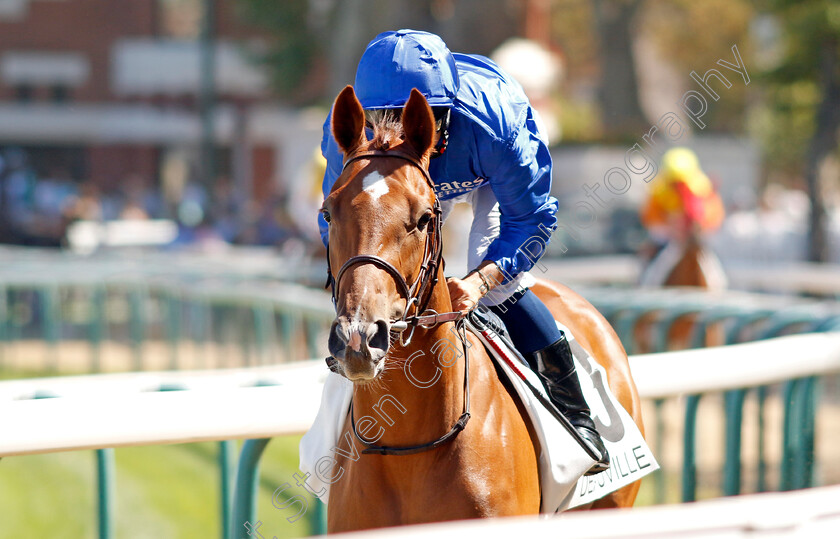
[0,436,317,539]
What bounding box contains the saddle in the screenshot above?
[464,306,657,511]
[466,306,597,450]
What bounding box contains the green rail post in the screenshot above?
[239,307,253,367]
[200,299,212,369]
[689,307,743,349]
[254,303,275,366]
[231,438,271,539]
[653,398,666,504]
[0,285,7,366]
[311,498,327,535]
[756,385,768,492]
[653,305,703,352]
[782,377,818,491]
[779,380,799,492]
[780,379,798,491]
[208,300,219,369]
[128,286,146,371]
[722,388,747,496]
[165,291,181,370]
[279,312,294,363]
[7,289,23,344]
[41,285,60,372]
[188,299,204,367]
[219,440,236,539]
[681,394,702,502]
[798,376,818,489]
[305,319,324,361]
[96,448,116,539]
[90,286,107,373]
[725,310,774,344]
[614,307,651,354]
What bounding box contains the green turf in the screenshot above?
[0,437,316,539]
[1,436,697,538]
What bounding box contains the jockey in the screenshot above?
[638,147,728,289]
[641,147,725,243]
[319,30,608,475]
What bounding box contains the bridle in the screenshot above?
[324,147,472,456]
[325,149,465,346]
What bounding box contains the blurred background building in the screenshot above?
[0,0,837,263]
[0,0,324,249]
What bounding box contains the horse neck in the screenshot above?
[683,225,703,250]
[666,232,710,287]
[352,266,467,443]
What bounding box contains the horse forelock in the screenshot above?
[366,110,406,153]
[333,109,435,206]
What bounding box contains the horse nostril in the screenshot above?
[328,321,348,358]
[367,320,390,351]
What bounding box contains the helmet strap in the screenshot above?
[434,108,451,157]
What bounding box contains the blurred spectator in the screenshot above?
[0,145,323,253]
[119,174,155,220]
[63,182,103,222]
[209,176,240,242]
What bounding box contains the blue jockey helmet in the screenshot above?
[354,30,460,109]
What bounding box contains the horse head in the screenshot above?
[322,86,441,382]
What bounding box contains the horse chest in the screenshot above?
[329,430,533,528]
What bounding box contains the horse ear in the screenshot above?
[401,88,435,158]
[331,85,366,155]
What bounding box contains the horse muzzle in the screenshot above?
[328,317,390,381]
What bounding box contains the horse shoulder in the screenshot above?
[458,332,541,514]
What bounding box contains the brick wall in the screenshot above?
[0,0,158,102]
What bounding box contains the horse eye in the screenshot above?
[417,211,432,230]
[321,210,331,224]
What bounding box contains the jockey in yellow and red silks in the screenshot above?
[641,147,725,242]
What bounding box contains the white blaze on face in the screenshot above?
[362,171,389,202]
[347,285,367,352]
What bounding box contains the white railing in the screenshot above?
[331,484,840,539]
[630,331,840,397]
[0,363,327,457]
[2,332,839,538]
[2,332,839,457]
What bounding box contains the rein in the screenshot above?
[325,148,472,456]
[350,319,471,456]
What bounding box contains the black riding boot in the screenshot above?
[527,335,610,475]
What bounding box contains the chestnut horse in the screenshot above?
[322,86,644,532]
[635,229,727,352]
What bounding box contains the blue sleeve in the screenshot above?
[481,108,558,282]
[319,113,345,247]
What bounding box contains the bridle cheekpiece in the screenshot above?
[325,149,463,345]
[324,147,472,456]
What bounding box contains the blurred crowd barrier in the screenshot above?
[0,246,329,374]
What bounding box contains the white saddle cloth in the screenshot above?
[299,322,658,512]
